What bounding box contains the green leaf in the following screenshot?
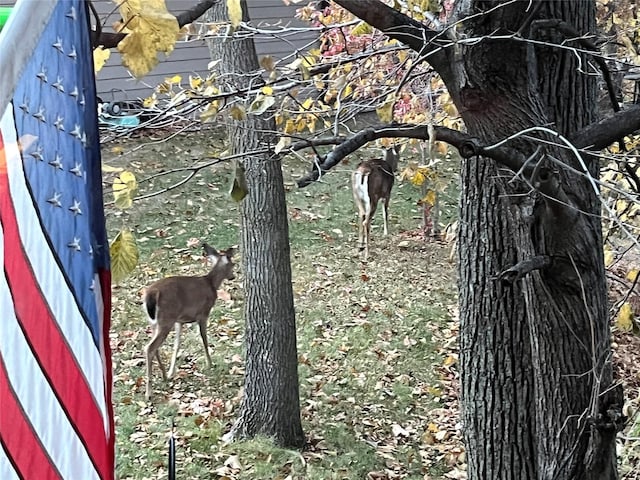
[229,161,248,202]
[110,229,139,283]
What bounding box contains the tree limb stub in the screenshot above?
[296,123,528,188]
[92,0,219,49]
[496,255,552,284]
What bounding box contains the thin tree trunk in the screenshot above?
[206,0,304,448]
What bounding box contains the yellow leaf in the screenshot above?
[189,75,202,89]
[376,99,394,123]
[229,105,246,121]
[165,74,181,84]
[283,119,296,135]
[102,164,123,173]
[143,93,157,108]
[443,354,457,367]
[112,171,138,209]
[261,86,273,95]
[110,229,139,284]
[422,190,437,206]
[200,101,219,122]
[616,303,634,332]
[604,250,614,267]
[295,116,307,132]
[301,97,314,110]
[260,55,275,71]
[274,136,291,154]
[227,0,242,28]
[627,269,639,282]
[410,171,425,186]
[116,0,179,78]
[93,47,111,72]
[351,21,373,36]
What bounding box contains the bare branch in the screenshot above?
[295,123,527,188]
[571,104,640,151]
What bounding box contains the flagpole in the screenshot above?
[0,0,56,115]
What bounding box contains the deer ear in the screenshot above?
[225,247,235,258]
[203,243,219,257]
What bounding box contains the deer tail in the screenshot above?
[143,291,159,325]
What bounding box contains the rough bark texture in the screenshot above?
[450,2,617,479]
[207,1,304,448]
[334,1,622,479]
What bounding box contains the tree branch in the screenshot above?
[296,123,527,188]
[496,255,552,284]
[570,104,640,151]
[93,0,219,49]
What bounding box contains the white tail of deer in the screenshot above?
[142,244,235,400]
[351,146,400,260]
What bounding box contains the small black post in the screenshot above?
[168,419,176,480]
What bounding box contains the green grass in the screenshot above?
[103,131,461,479]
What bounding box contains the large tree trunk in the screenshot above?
[207,0,304,448]
[334,1,621,478]
[451,2,618,478]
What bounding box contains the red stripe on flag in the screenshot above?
[0,134,112,479]
[0,355,60,480]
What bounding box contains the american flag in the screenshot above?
[0,1,115,479]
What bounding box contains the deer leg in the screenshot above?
[145,325,171,400]
[363,213,371,261]
[155,350,167,380]
[358,213,366,251]
[197,318,213,368]
[382,198,390,236]
[167,322,183,379]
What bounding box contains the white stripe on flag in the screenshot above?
[0,223,101,480]
[0,442,20,480]
[0,106,109,426]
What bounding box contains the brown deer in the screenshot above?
[142,244,235,400]
[351,146,400,260]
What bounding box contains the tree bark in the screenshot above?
[334,1,622,478]
[207,0,304,448]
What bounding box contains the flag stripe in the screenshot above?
[0,440,21,480]
[0,109,108,419]
[0,356,59,480]
[0,122,109,478]
[0,263,100,480]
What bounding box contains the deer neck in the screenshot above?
[205,269,226,291]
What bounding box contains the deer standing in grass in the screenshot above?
[352,146,400,260]
[143,244,235,400]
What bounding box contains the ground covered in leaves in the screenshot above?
[102,129,639,479]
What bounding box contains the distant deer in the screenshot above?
[351,146,400,260]
[142,244,235,400]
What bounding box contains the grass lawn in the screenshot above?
[102,129,463,480]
